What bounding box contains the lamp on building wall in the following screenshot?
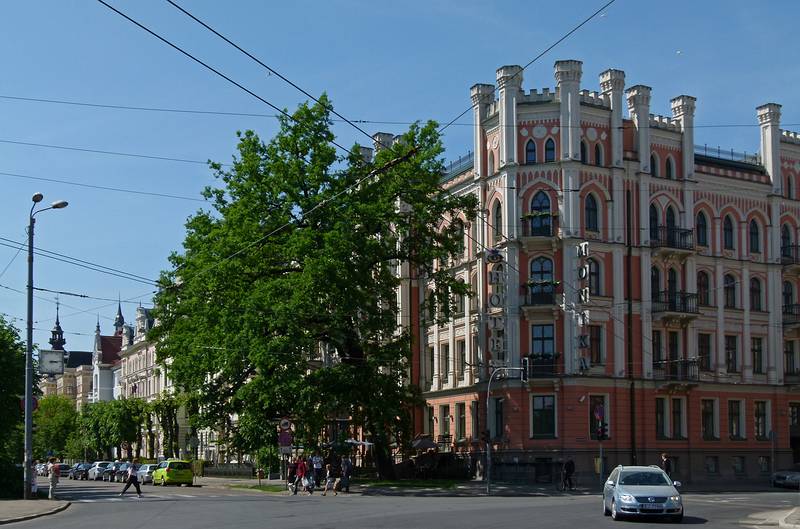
[24,193,68,500]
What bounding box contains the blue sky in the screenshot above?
[1,0,798,352]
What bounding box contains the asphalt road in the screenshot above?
[21,478,798,529]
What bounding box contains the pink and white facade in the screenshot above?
[397,59,800,484]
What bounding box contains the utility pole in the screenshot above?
[485,363,527,495]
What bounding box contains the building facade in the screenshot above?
[403,59,798,484]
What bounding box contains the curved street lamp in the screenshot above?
[24,193,68,499]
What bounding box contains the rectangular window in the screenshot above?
[441,344,450,382]
[653,330,663,363]
[725,335,738,373]
[494,398,504,440]
[471,401,479,441]
[427,346,434,386]
[656,398,667,439]
[589,395,607,440]
[752,337,764,375]
[698,333,712,371]
[426,406,434,435]
[439,405,450,437]
[728,400,743,440]
[732,456,746,475]
[791,403,800,428]
[704,456,719,474]
[758,456,771,474]
[754,401,768,440]
[457,340,466,381]
[589,325,603,365]
[701,399,718,440]
[531,395,556,438]
[671,398,684,439]
[786,341,797,375]
[455,403,466,441]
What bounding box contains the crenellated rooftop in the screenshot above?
[579,89,610,108]
[649,113,681,132]
[518,87,556,104]
[782,129,800,145]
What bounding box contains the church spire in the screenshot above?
[48,300,66,351]
[113,299,125,336]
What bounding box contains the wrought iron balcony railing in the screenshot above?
[521,220,554,238]
[651,290,700,314]
[783,303,800,325]
[650,225,694,250]
[652,358,699,382]
[524,355,562,378]
[782,245,800,266]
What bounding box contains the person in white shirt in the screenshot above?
[119,459,142,498]
[311,452,324,486]
[47,457,59,500]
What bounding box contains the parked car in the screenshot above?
[602,465,683,522]
[72,463,91,480]
[114,463,131,482]
[772,464,800,489]
[88,461,112,480]
[136,464,158,484]
[152,460,193,486]
[55,463,72,477]
[102,462,123,482]
[68,463,86,479]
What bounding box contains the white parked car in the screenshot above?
[136,464,158,484]
[87,461,112,480]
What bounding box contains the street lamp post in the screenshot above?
[485,364,526,495]
[24,193,67,499]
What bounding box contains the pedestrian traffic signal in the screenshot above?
[596,421,608,441]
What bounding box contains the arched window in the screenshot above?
[784,281,795,308]
[697,271,710,305]
[666,207,677,246]
[723,216,735,250]
[651,266,661,300]
[588,258,601,296]
[492,201,502,242]
[580,141,588,164]
[724,274,736,308]
[453,219,466,256]
[749,219,760,254]
[525,140,537,164]
[530,257,555,304]
[594,144,603,167]
[650,154,659,177]
[488,151,495,175]
[649,204,659,241]
[530,191,551,236]
[545,138,556,162]
[665,157,674,179]
[782,224,793,258]
[585,194,599,232]
[750,278,762,311]
[696,212,708,247]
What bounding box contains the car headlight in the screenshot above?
[669,495,681,502]
[619,494,635,503]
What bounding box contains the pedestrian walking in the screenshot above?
[564,456,576,491]
[661,453,672,478]
[321,464,337,496]
[340,455,353,493]
[292,457,307,495]
[311,451,324,487]
[47,457,59,500]
[120,459,142,498]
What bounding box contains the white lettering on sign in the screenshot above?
[488,293,504,308]
[579,287,590,304]
[577,264,589,280]
[488,315,505,330]
[578,310,590,327]
[488,257,506,361]
[488,270,504,285]
[578,334,589,349]
[490,336,504,352]
[576,241,590,258]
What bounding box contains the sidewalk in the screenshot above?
[781,507,800,529]
[0,499,70,525]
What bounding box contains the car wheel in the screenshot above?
[611,499,623,521]
[603,498,611,516]
[161,477,166,487]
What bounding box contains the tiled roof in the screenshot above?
[65,350,93,368]
[100,335,122,365]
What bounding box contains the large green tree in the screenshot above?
[151,96,476,477]
[33,395,78,459]
[0,317,24,497]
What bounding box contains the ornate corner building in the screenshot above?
[400,59,800,484]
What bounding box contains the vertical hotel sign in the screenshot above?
[486,249,505,363]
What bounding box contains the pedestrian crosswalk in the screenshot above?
[72,494,233,503]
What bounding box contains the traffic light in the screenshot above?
[521,357,529,383]
[596,421,608,441]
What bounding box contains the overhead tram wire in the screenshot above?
[36,289,158,325]
[95,0,351,155]
[438,0,616,135]
[33,286,155,305]
[0,232,25,280]
[164,0,382,149]
[0,170,205,202]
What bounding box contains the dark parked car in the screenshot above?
[55,463,72,477]
[114,463,131,482]
[68,463,89,480]
[102,462,123,482]
[772,464,800,489]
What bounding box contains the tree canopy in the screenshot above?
[150,96,476,476]
[33,395,78,460]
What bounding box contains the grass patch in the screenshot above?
[230,484,287,493]
[355,478,462,489]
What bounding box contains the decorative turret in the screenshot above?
[48,303,66,351]
[554,60,583,160]
[757,103,782,193]
[626,85,652,174]
[496,65,523,167]
[113,302,125,336]
[599,69,625,167]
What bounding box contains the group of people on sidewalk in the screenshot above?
[44,457,143,500]
[287,452,353,496]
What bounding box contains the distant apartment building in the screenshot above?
[398,59,799,484]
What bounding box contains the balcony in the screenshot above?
[520,218,559,251]
[520,285,561,318]
[651,290,700,325]
[782,246,800,271]
[783,304,800,330]
[653,358,699,384]
[785,367,800,385]
[650,226,694,259]
[525,354,562,378]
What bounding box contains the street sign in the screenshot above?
[279,430,293,447]
[38,350,64,375]
[279,418,291,431]
[279,446,292,455]
[594,404,605,422]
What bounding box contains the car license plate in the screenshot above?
[641,503,662,510]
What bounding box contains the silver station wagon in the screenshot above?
[603,465,684,523]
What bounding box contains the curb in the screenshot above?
[780,507,800,529]
[0,501,71,526]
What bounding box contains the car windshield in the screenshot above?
[619,471,670,486]
[169,462,190,470]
